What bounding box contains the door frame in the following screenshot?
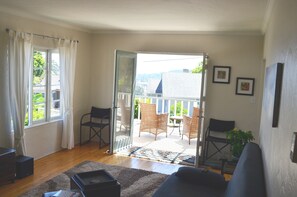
[195,53,208,167]
[111,50,208,168]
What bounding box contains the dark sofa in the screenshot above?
[153,142,266,197]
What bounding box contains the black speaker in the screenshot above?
[16,155,34,179]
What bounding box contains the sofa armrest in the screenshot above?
[175,167,227,190]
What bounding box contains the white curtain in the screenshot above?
[0,32,13,148]
[8,30,33,155]
[59,39,78,149]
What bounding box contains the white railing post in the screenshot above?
[162,99,165,113]
[168,99,171,115]
[181,100,184,116]
[126,93,200,121]
[187,101,190,116]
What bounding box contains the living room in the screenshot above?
[0,0,297,196]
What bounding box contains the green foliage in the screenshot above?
[24,112,29,126]
[32,93,45,121]
[192,62,203,73]
[33,51,46,84]
[24,93,45,126]
[134,98,140,118]
[33,51,45,76]
[227,128,254,158]
[24,51,47,126]
[134,98,152,119]
[24,108,44,126]
[32,106,45,121]
[170,101,188,118]
[33,93,45,103]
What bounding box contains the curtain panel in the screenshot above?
[8,30,33,155]
[59,39,78,149]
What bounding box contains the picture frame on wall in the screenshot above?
[262,63,284,128]
[212,66,231,84]
[271,63,284,127]
[235,77,255,96]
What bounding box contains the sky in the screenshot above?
[136,53,203,74]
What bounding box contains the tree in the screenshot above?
[33,51,46,85]
[192,62,203,73]
[25,51,46,126]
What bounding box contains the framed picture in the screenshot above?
[236,78,255,96]
[262,63,284,127]
[213,66,231,84]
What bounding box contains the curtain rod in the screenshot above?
[6,28,79,43]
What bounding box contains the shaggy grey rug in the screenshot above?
[20,161,168,197]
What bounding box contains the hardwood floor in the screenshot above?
[0,141,231,197]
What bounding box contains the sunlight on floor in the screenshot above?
[132,120,197,156]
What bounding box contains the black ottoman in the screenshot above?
[16,155,34,179]
[71,170,120,197]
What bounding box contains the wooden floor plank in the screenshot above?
[0,141,231,197]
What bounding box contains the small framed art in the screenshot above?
[236,77,255,96]
[262,62,284,127]
[213,66,231,84]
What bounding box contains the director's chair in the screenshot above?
[203,118,235,163]
[80,107,111,148]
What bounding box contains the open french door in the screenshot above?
[195,54,208,167]
[110,50,137,154]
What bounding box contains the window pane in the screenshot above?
[51,90,61,118]
[32,88,46,122]
[33,88,46,104]
[51,52,60,84]
[24,106,29,126]
[33,103,45,121]
[29,49,62,125]
[51,52,61,118]
[33,51,46,86]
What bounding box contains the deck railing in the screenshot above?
[118,93,200,123]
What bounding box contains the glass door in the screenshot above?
[110,50,137,154]
[195,54,208,167]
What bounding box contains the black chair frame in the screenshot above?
[80,107,111,148]
[203,118,235,163]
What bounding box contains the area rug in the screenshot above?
[19,161,168,197]
[118,146,195,166]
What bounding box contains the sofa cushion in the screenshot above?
[176,167,227,190]
[224,142,266,197]
[152,172,224,197]
[153,142,266,197]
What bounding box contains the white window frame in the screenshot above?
[27,47,62,126]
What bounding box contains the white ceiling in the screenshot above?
[0,0,270,34]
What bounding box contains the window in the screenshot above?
[25,48,62,126]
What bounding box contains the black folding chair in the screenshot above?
[203,118,235,163]
[80,107,111,148]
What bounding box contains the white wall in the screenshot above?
[91,33,264,143]
[0,12,92,159]
[24,121,63,159]
[261,0,297,196]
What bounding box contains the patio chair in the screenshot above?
[79,107,111,148]
[182,107,200,144]
[118,99,131,132]
[139,103,168,140]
